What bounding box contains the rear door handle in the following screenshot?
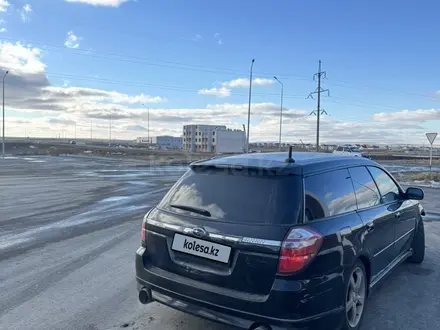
[366,222,374,232]
[395,212,401,220]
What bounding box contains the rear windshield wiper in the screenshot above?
[169,204,212,217]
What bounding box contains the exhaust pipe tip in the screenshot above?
[138,287,152,305]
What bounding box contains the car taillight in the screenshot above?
[277,227,323,274]
[141,225,146,244]
[141,217,147,245]
[141,209,154,246]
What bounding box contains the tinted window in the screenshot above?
[348,166,381,209]
[159,169,302,224]
[336,147,343,151]
[368,167,400,203]
[305,169,357,221]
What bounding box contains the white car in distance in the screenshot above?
[333,146,364,157]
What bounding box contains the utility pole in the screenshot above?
[307,60,330,152]
[242,124,246,152]
[74,122,77,140]
[109,115,112,142]
[148,107,150,145]
[90,120,93,140]
[274,76,284,151]
[246,59,255,152]
[142,104,150,145]
[2,70,8,158]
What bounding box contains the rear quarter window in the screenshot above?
[348,166,381,209]
[159,168,302,225]
[305,169,357,221]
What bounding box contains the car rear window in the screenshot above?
[158,168,302,224]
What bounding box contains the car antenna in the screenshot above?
[285,145,295,163]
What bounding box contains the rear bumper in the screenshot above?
[136,278,343,330]
[135,248,344,330]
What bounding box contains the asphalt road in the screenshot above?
[1,156,440,330]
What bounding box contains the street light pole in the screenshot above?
[2,70,8,158]
[246,59,255,153]
[274,76,284,151]
[142,104,150,145]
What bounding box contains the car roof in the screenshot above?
[191,152,375,176]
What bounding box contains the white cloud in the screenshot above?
[0,19,6,32]
[0,42,46,75]
[193,34,203,42]
[125,124,147,132]
[198,86,231,97]
[0,41,167,120]
[8,102,429,144]
[64,31,82,49]
[0,0,9,12]
[222,77,274,88]
[373,109,440,122]
[198,77,274,98]
[0,41,435,144]
[214,33,223,45]
[20,4,32,22]
[48,118,76,126]
[65,0,130,7]
[41,86,167,105]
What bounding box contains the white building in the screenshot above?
[183,124,245,153]
[154,136,183,149]
[216,129,246,154]
[136,137,151,144]
[137,136,183,149]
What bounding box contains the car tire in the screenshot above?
[341,260,368,330]
[408,220,425,264]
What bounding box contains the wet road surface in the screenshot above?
[1,156,440,330]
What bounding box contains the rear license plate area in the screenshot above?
[171,233,231,264]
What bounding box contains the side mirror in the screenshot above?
[405,187,424,200]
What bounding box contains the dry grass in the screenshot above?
[394,171,440,182]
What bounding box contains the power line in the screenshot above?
[0,36,310,80]
[49,71,429,112]
[2,37,435,112]
[46,71,308,99]
[50,70,425,112]
[2,36,437,102]
[3,36,439,103]
[307,60,330,152]
[328,79,439,101]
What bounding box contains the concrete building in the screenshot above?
[136,137,151,144]
[153,136,183,149]
[136,136,183,149]
[183,124,244,153]
[216,129,246,154]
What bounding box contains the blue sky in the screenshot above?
[1,0,440,144]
